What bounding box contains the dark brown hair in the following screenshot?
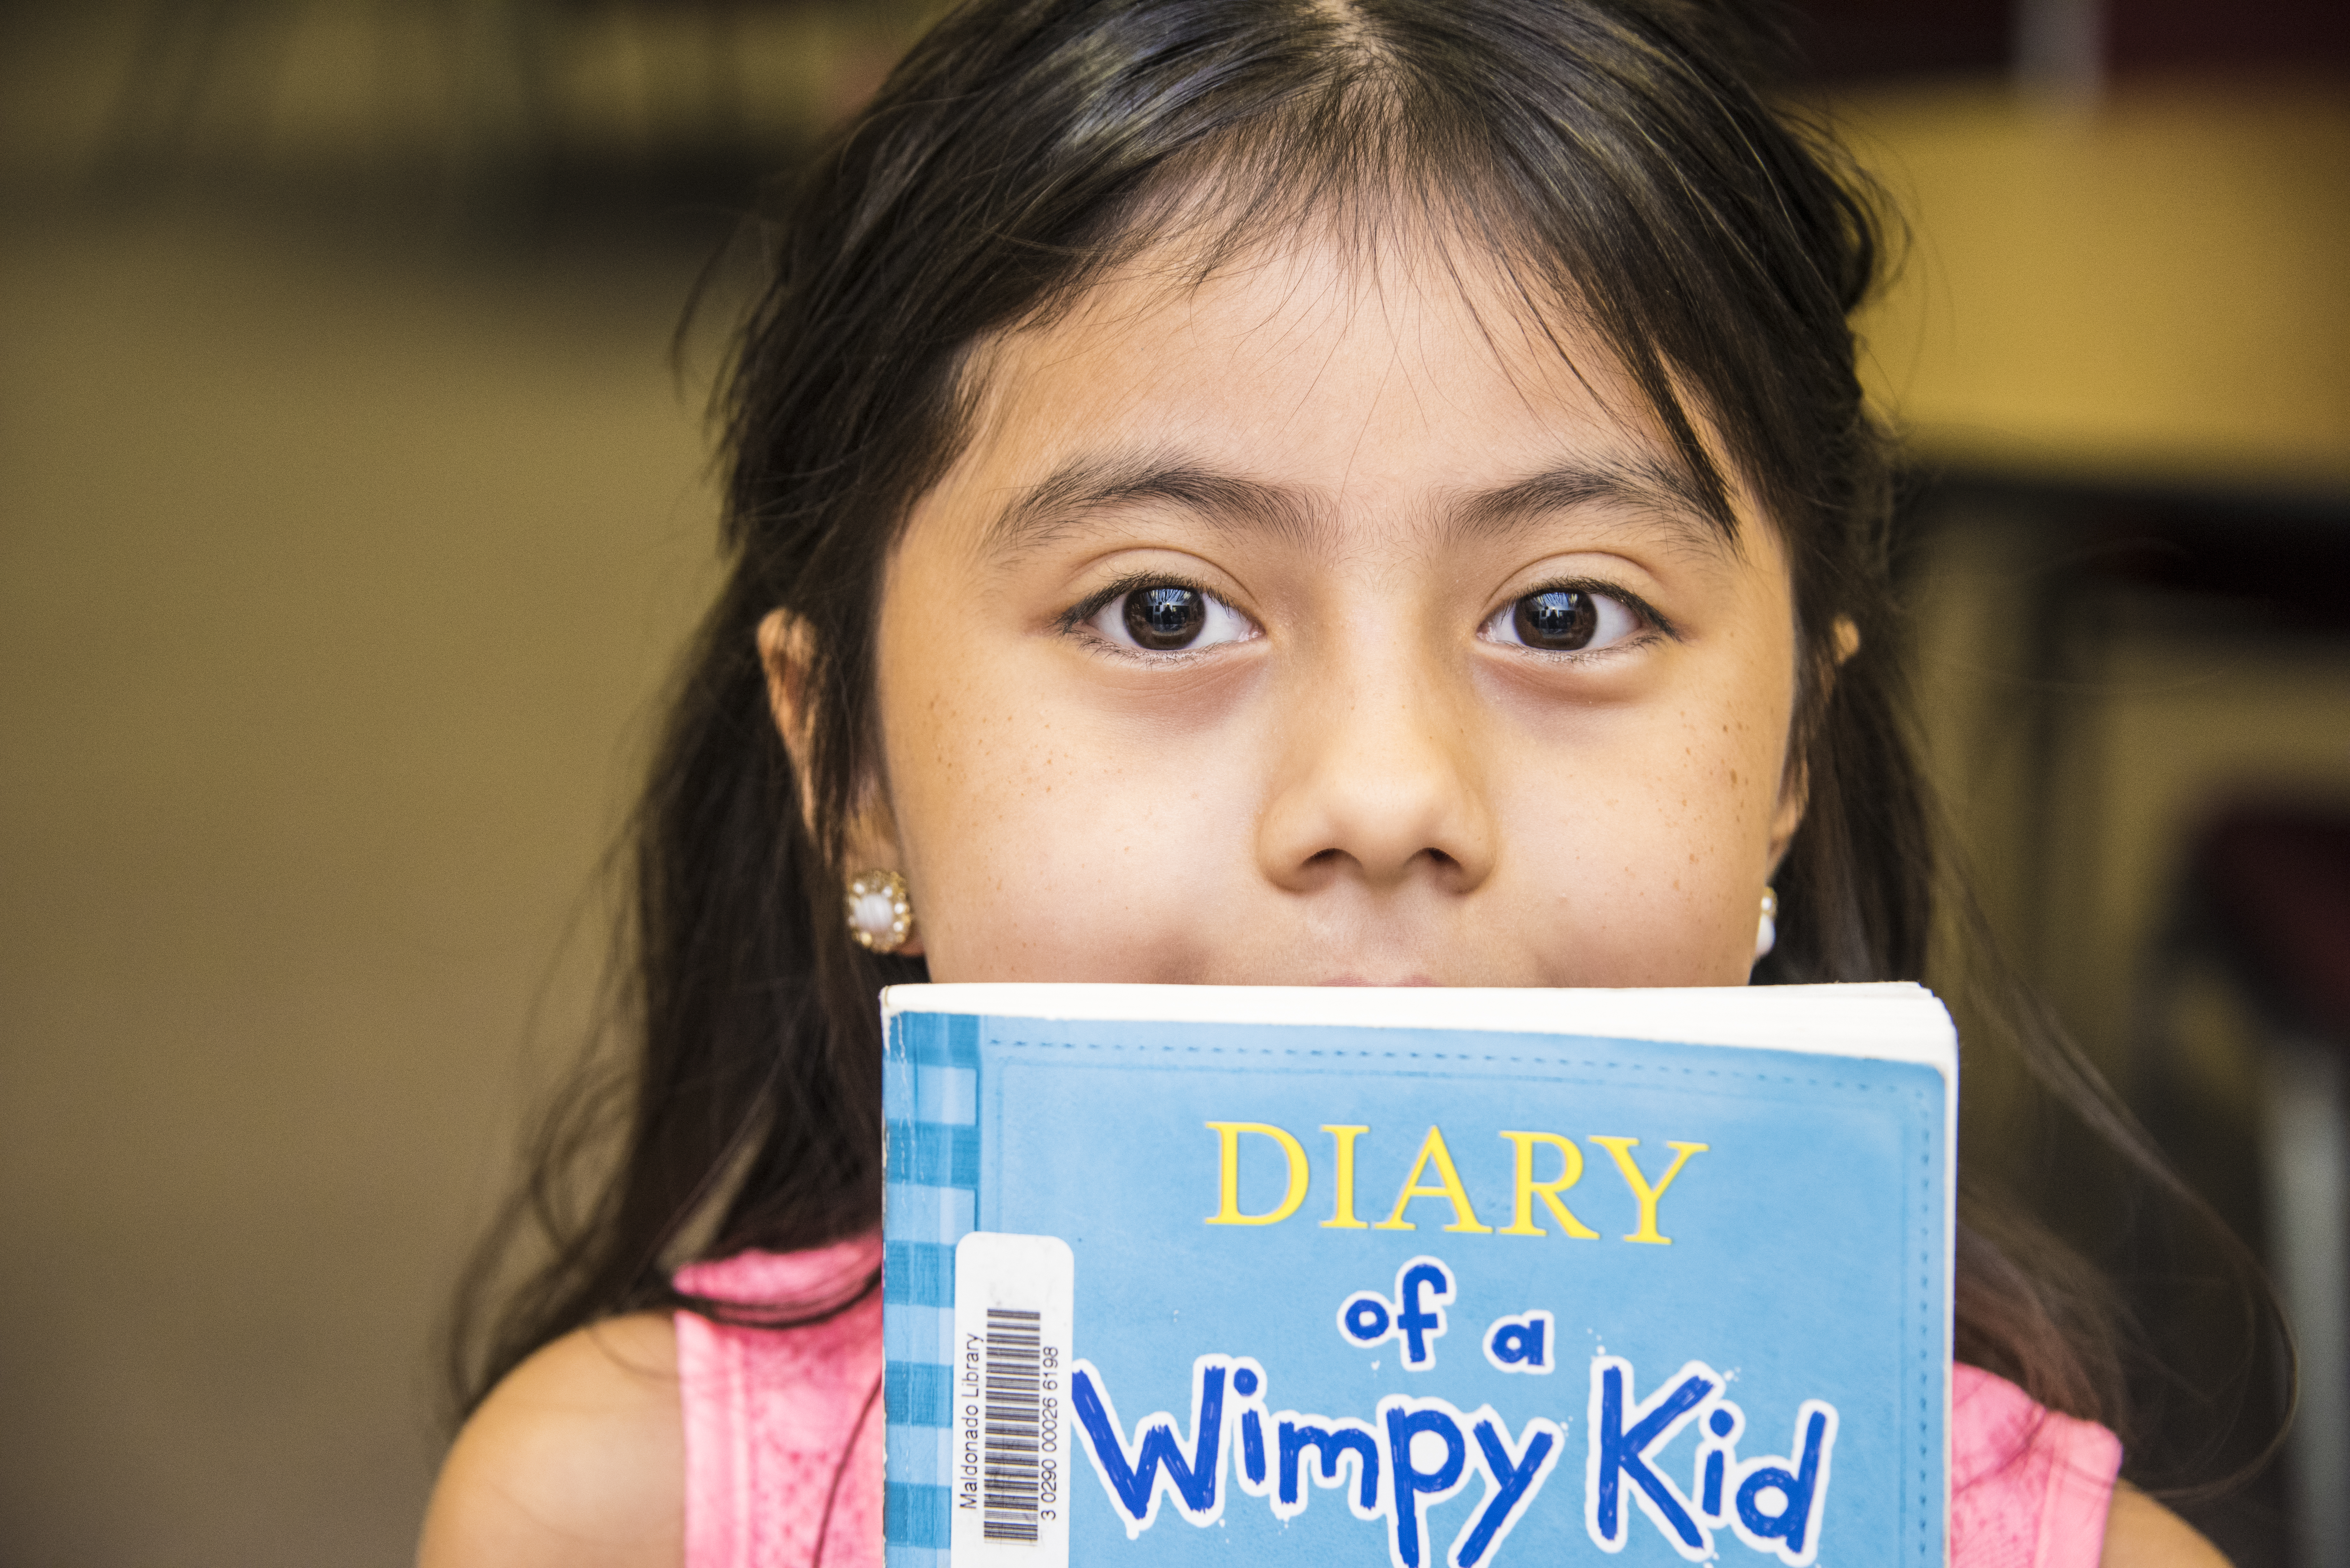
[447,0,2276,1481]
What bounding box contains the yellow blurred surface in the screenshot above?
[1845,78,2350,490]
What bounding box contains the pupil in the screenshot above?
[1125,586,1205,649]
[1514,589,1596,650]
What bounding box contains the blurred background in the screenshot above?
[0,1,2342,1563]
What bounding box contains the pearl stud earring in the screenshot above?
[845,869,914,954]
[1754,886,1778,962]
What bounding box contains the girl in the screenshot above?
[421,1,2240,1563]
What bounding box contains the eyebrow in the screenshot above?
[1443,457,1739,554]
[983,454,1328,558]
[981,449,1736,560]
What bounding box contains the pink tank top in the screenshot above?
[674,1240,2122,1568]
[674,1238,886,1568]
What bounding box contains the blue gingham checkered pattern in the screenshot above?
[881,1009,980,1567]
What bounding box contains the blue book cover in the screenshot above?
[880,983,1955,1568]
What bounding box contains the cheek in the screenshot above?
[1649,668,1800,968]
[1493,681,1791,984]
[879,640,1249,981]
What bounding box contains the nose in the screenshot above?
[1255,653,1497,894]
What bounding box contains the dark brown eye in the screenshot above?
[1085,581,1257,654]
[1512,589,1598,650]
[1124,585,1207,649]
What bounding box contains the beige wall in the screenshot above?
[0,210,720,1563]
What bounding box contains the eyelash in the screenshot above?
[1058,571,1251,656]
[1487,577,1676,655]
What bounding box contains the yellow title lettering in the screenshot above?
[1587,1136,1708,1244]
[1496,1131,1601,1238]
[1374,1125,1492,1233]
[1204,1121,1310,1225]
[1321,1125,1369,1229]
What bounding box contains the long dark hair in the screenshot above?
[447,0,2276,1478]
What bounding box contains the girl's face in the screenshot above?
[796,237,1807,987]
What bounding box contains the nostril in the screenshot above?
[1293,846,1467,879]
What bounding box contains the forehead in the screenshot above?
[927,230,1757,558]
[977,238,1631,477]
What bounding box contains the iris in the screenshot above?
[1513,590,1597,651]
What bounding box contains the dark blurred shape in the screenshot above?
[2108,0,2350,75]
[2070,492,2350,638]
[71,0,931,245]
[1782,0,2015,81]
[1899,471,2350,1567]
[1778,0,2350,80]
[2194,810,2350,1042]
[1922,473,2350,634]
[2150,805,2350,1567]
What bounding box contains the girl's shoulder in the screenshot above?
[1951,1364,2228,1568]
[418,1312,685,1568]
[418,1235,883,1568]
[2103,1486,2232,1568]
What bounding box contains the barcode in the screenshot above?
[948,1233,1071,1566]
[980,1307,1044,1542]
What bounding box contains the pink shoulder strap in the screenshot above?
[1951,1363,2124,1568]
[673,1236,885,1568]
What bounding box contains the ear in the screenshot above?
[756,607,819,764]
[756,609,924,955]
[1763,616,1862,875]
[1831,614,1861,666]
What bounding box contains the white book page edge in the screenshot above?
[885,982,1954,1078]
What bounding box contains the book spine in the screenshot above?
[882,1010,982,1564]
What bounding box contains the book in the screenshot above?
[879,983,1955,1568]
